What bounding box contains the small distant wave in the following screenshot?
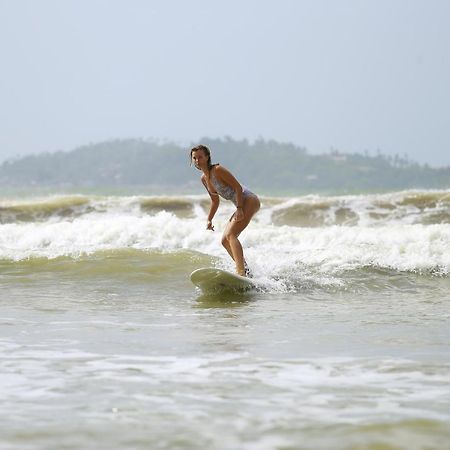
[1,190,449,226]
[266,190,450,227]
[0,195,93,223]
[0,194,210,224]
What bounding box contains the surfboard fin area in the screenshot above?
[190,267,256,294]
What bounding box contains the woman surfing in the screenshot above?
[190,145,260,277]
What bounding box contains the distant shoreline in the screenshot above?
[1,138,449,191]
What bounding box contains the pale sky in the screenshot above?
[0,0,449,166]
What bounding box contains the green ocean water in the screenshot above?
[1,191,450,449]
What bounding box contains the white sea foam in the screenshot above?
[0,339,449,424]
[1,206,449,279]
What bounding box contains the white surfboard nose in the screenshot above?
[190,267,256,294]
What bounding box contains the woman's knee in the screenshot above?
[221,234,229,247]
[223,232,237,245]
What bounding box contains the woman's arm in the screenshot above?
[201,175,220,230]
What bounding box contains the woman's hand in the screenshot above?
[206,220,214,231]
[234,208,244,222]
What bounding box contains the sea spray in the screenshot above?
[1,191,450,294]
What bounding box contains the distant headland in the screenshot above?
[0,137,448,194]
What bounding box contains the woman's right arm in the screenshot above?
[201,175,219,230]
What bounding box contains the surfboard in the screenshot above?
[190,267,256,294]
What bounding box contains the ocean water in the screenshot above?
[1,189,449,450]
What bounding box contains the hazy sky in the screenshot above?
[1,0,449,166]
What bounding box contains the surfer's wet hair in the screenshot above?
[190,145,213,170]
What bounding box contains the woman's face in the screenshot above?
[191,150,208,170]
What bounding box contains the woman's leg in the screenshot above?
[221,237,235,262]
[221,237,252,274]
[222,196,260,276]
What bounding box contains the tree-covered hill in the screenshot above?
[0,137,448,193]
